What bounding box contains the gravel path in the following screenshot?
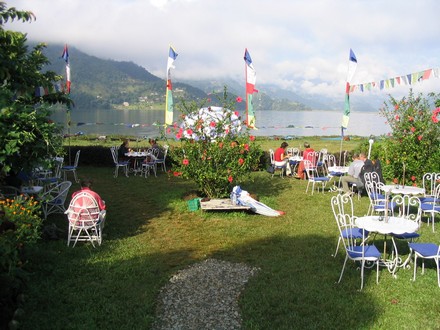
[152,258,260,330]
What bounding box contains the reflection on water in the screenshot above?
[50,108,391,138]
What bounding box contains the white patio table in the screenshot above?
[381,185,425,196]
[355,215,419,277]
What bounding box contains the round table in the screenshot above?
[381,185,425,195]
[125,152,149,175]
[328,166,349,174]
[355,215,419,276]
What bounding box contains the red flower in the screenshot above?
[238,158,244,165]
[236,96,243,103]
[218,142,224,149]
[173,171,181,176]
[418,135,423,141]
[244,143,249,151]
[411,175,416,181]
[210,121,216,127]
[408,116,414,121]
[432,108,440,123]
[394,104,399,110]
[228,176,233,183]
[166,128,171,134]
[249,135,255,141]
[176,133,182,139]
[234,111,239,116]
[395,115,400,120]
[186,129,193,135]
[410,127,415,133]
[182,159,189,165]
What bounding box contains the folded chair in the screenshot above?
[65,191,106,247]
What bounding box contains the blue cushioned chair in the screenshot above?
[408,242,440,287]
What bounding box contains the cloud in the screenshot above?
[6,0,440,100]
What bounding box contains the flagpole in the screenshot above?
[244,55,249,126]
[339,49,357,166]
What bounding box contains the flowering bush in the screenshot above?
[378,90,440,184]
[0,195,42,277]
[168,88,263,198]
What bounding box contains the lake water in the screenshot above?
[50,108,391,138]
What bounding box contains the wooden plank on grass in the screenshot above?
[200,199,251,211]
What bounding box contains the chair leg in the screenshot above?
[360,260,365,290]
[333,237,342,257]
[413,253,418,282]
[338,256,349,284]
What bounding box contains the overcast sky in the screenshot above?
[6,0,440,101]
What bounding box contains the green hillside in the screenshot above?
[39,43,309,111]
[40,43,208,110]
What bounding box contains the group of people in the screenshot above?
[118,138,165,165]
[273,141,382,195]
[273,141,315,179]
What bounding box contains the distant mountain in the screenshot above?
[39,43,381,111]
[40,44,208,110]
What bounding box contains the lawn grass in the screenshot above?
[19,165,440,329]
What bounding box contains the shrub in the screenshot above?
[378,90,440,184]
[167,88,263,198]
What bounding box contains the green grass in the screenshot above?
[18,166,440,329]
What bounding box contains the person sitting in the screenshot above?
[274,142,291,175]
[149,138,165,159]
[296,142,315,179]
[340,153,366,196]
[72,178,106,212]
[118,139,130,161]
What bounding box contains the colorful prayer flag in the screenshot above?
[61,44,71,93]
[341,49,357,130]
[165,45,178,126]
[244,48,257,128]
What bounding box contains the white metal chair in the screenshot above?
[36,158,64,187]
[408,241,440,287]
[65,191,106,247]
[40,181,72,219]
[304,159,330,195]
[110,147,129,178]
[61,150,80,183]
[330,194,368,257]
[364,180,388,215]
[142,148,159,178]
[154,145,169,172]
[269,149,287,178]
[336,212,381,290]
[421,184,440,232]
[390,195,422,240]
[420,172,440,203]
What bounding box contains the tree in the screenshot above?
[0,1,72,178]
[378,89,440,184]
